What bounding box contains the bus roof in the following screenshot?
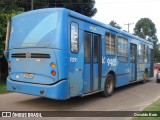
[12,8,153,46]
[68,9,153,46]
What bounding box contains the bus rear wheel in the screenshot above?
[142,70,148,84]
[102,74,114,97]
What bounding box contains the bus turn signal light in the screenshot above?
[50,62,56,68]
[51,70,56,76]
[8,61,12,66]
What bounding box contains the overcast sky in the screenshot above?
[93,0,160,42]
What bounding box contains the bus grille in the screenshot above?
[11,53,50,58]
[11,53,26,58]
[31,53,50,58]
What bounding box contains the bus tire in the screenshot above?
[142,70,148,84]
[102,74,114,97]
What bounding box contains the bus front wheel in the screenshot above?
[102,74,114,97]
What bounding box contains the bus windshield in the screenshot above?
[9,11,59,48]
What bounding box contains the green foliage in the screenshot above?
[0,0,97,55]
[131,99,160,120]
[4,0,97,17]
[132,116,160,120]
[0,1,24,54]
[134,18,159,61]
[109,20,122,29]
[0,14,6,51]
[134,18,157,40]
[0,0,97,79]
[144,99,160,111]
[0,82,7,94]
[0,0,97,50]
[0,78,7,94]
[65,0,97,17]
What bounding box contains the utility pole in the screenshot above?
[31,0,33,10]
[124,23,134,33]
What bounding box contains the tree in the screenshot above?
[65,0,97,17]
[134,18,159,61]
[10,0,97,17]
[0,1,24,52]
[0,0,97,79]
[0,1,24,80]
[109,20,122,29]
[134,18,157,40]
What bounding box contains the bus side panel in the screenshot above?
[101,35,106,91]
[54,50,69,80]
[7,77,69,100]
[116,74,130,87]
[83,64,91,93]
[115,36,130,87]
[68,18,84,97]
[115,62,130,87]
[137,64,145,80]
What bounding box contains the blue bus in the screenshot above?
[6,8,154,100]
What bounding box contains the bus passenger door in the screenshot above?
[130,43,137,81]
[84,32,101,93]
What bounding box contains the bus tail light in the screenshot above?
[51,70,56,76]
[50,62,56,68]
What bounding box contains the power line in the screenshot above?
[124,23,134,33]
[95,0,160,4]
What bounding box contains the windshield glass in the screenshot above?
[9,11,58,48]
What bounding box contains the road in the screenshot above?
[0,70,160,120]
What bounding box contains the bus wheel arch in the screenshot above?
[102,71,116,97]
[142,68,149,84]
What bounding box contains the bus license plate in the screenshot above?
[24,73,34,79]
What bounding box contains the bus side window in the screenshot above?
[138,43,145,63]
[117,37,128,62]
[144,45,148,63]
[105,33,116,55]
[84,33,91,62]
[71,22,79,53]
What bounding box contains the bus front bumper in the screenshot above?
[6,77,69,100]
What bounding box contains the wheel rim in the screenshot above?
[106,77,114,93]
[144,72,148,80]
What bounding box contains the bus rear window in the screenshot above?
[10,12,58,47]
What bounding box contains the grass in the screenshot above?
[131,99,160,120]
[0,79,7,94]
